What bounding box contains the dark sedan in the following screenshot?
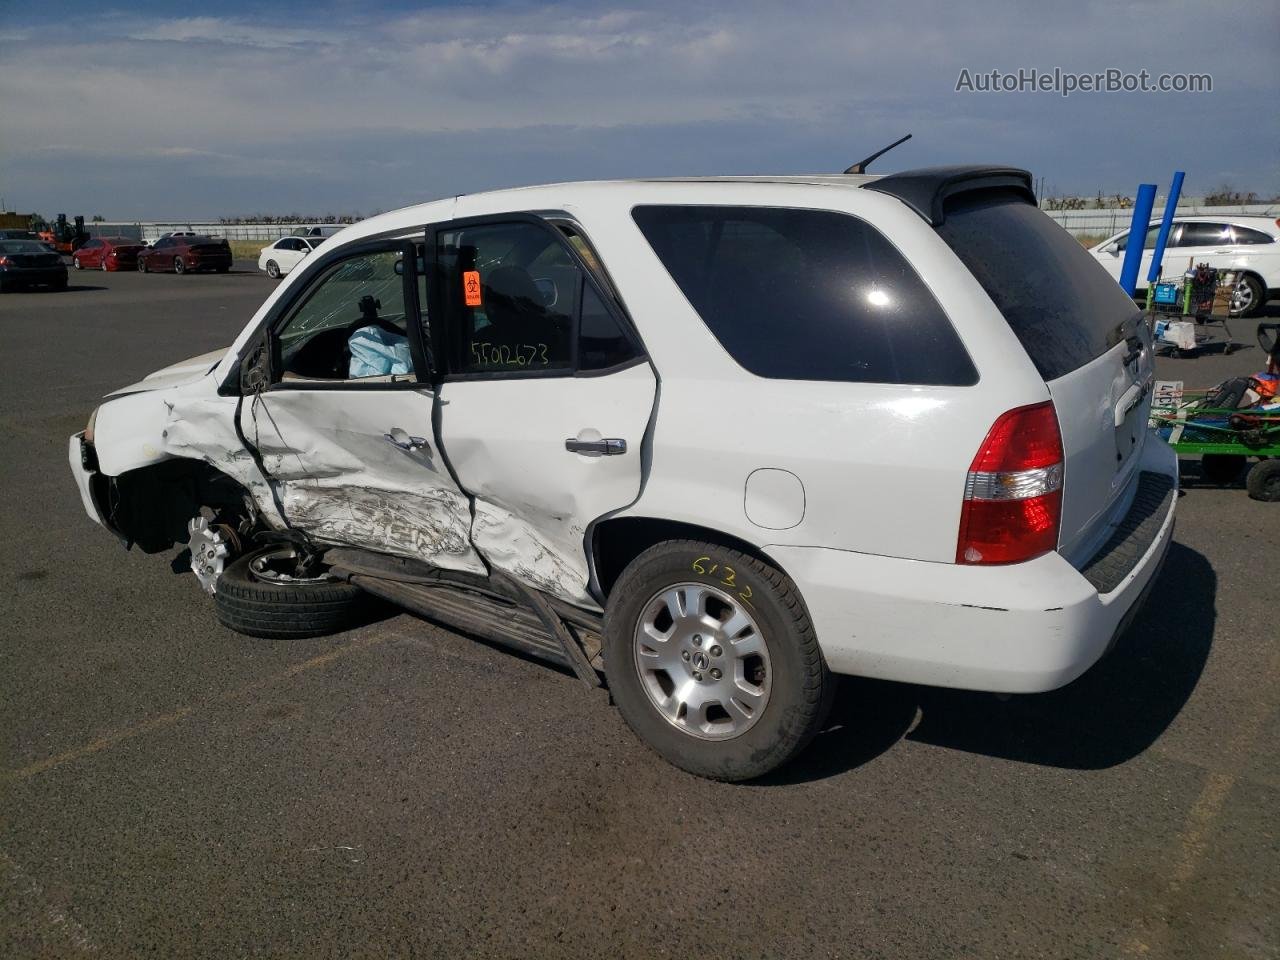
[0,240,68,292]
[73,237,146,272]
[138,235,233,274]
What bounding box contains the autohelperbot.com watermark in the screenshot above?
[955,67,1212,97]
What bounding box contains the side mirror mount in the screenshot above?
[240,337,270,394]
[1105,242,1120,257]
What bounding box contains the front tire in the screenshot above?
[73,257,82,270]
[603,539,833,781]
[1230,274,1266,319]
[214,545,377,639]
[137,257,148,273]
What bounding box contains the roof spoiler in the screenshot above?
[861,165,1035,226]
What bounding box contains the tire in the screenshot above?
[602,539,833,781]
[1230,274,1266,319]
[1200,453,1246,485]
[173,257,186,275]
[265,260,281,279]
[72,257,82,270]
[137,257,148,273]
[214,544,376,640]
[101,258,109,272]
[1246,459,1280,502]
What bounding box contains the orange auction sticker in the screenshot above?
[463,270,482,307]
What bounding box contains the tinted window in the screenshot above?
[579,285,639,371]
[633,206,975,385]
[1176,222,1231,246]
[1232,226,1274,245]
[439,222,576,374]
[936,191,1139,381]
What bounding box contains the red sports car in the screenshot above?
[72,237,147,272]
[138,235,233,274]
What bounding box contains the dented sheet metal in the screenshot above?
[246,389,485,573]
[282,481,482,571]
[472,499,592,605]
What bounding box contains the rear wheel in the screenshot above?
[1246,459,1280,502]
[265,260,281,279]
[72,257,82,270]
[173,257,186,275]
[214,544,377,639]
[603,539,833,781]
[1200,453,1246,485]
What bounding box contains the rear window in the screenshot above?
[632,206,977,386]
[935,191,1139,381]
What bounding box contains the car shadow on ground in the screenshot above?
[761,541,1216,785]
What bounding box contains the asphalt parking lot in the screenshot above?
[2,266,1278,959]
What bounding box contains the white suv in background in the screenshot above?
[69,167,1176,780]
[1089,215,1280,316]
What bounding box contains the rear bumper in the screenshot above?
[2,266,67,284]
[773,443,1178,694]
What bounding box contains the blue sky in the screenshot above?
[1,0,1276,219]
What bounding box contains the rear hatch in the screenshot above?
[936,191,1155,564]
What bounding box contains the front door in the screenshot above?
[433,217,657,605]
[246,239,484,574]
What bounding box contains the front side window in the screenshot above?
[274,248,416,382]
[633,205,976,385]
[1115,225,1163,252]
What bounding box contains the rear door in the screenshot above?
[937,193,1155,562]
[432,216,657,605]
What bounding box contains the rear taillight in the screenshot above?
[957,401,1064,565]
[0,256,10,267]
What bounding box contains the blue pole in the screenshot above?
[1146,171,1185,284]
[1119,183,1157,296]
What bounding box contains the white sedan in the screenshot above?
[257,236,323,279]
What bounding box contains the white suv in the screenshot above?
[1089,215,1280,317]
[69,167,1176,780]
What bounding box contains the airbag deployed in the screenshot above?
[348,326,412,378]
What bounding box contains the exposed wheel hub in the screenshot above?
[188,516,234,596]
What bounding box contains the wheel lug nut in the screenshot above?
[710,645,722,657]
[693,671,703,681]
[682,650,691,661]
[710,668,722,680]
[692,635,702,647]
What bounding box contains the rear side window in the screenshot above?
[632,206,976,386]
[935,191,1140,381]
[1232,226,1274,245]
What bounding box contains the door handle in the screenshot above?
[384,427,429,453]
[565,437,627,456]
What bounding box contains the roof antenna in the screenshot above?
[843,134,912,175]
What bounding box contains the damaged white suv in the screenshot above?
[70,167,1176,780]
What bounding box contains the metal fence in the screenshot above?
[78,221,356,243]
[76,204,1280,245]
[1042,203,1279,238]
